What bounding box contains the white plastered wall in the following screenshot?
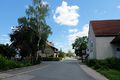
[96,37,114,59]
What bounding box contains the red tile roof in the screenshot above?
[90,20,120,37]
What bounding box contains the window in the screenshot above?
[116,48,120,51]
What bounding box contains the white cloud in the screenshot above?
[69,29,78,33]
[68,24,89,44]
[54,42,73,53]
[117,5,120,9]
[53,1,80,26]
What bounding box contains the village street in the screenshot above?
[0,59,96,80]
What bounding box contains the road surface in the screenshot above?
[2,59,95,80]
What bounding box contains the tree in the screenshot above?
[25,0,52,50]
[66,50,74,57]
[10,26,36,59]
[0,44,16,59]
[58,49,65,58]
[10,0,52,63]
[72,36,88,61]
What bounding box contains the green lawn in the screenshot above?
[97,69,120,80]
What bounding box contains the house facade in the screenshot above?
[87,20,120,59]
[38,41,59,57]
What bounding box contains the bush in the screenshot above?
[0,55,31,70]
[40,57,62,61]
[0,44,16,59]
[58,53,65,58]
[85,57,120,70]
[85,59,97,67]
[20,60,32,66]
[106,58,120,70]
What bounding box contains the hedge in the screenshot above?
[40,57,62,61]
[0,55,31,70]
[85,57,120,70]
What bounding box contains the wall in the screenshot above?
[96,37,114,59]
[87,24,96,59]
[112,44,120,58]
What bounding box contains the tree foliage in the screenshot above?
[58,49,65,58]
[66,50,74,57]
[0,44,16,59]
[10,0,52,63]
[72,36,88,57]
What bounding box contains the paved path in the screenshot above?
[0,59,98,80]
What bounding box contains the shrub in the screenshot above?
[106,58,120,70]
[85,59,97,67]
[20,60,32,66]
[40,57,62,61]
[85,57,120,70]
[58,53,65,58]
[0,44,16,59]
[0,55,31,70]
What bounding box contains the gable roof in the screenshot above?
[90,20,120,37]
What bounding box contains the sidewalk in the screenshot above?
[0,63,47,80]
[79,63,108,80]
[0,73,13,79]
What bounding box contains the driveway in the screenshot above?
[1,59,95,80]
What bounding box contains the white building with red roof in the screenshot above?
[87,20,120,59]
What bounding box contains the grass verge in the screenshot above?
[97,69,120,80]
[85,58,120,80]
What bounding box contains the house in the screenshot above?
[87,20,120,59]
[45,41,59,57]
[38,41,59,57]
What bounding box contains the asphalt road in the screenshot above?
[2,59,95,80]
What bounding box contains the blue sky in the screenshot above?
[1,0,120,52]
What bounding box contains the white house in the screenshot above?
[87,20,120,59]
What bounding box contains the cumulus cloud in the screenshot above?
[53,1,80,26]
[68,24,89,44]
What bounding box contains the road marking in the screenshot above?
[0,65,49,80]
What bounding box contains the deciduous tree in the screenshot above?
[72,36,88,61]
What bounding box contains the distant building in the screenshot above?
[87,20,120,59]
[38,41,59,57]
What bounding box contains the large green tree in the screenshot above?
[10,0,52,63]
[10,26,36,59]
[72,36,88,59]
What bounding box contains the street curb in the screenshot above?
[79,63,108,80]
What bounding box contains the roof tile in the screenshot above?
[90,20,120,36]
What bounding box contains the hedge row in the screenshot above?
[85,57,120,70]
[0,55,31,70]
[40,57,62,61]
